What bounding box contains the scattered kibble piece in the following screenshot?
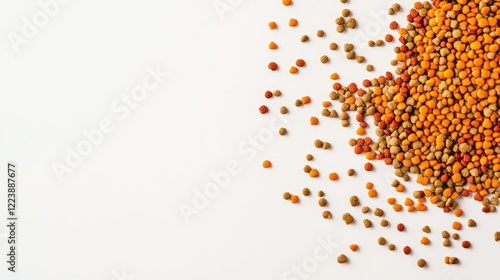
[318,198,327,207]
[316,30,325,37]
[320,55,329,63]
[303,165,312,173]
[279,106,288,114]
[288,18,298,27]
[309,169,319,178]
[350,196,360,207]
[378,237,386,246]
[310,116,319,125]
[417,259,426,268]
[329,42,338,50]
[337,254,348,263]
[361,206,370,214]
[422,226,430,233]
[388,244,395,251]
[306,154,313,161]
[322,211,332,219]
[374,208,384,217]
[397,223,405,232]
[318,190,324,197]
[368,189,378,198]
[262,160,271,168]
[283,192,291,200]
[342,213,354,225]
[301,35,309,43]
[495,232,500,241]
[302,188,310,196]
[452,233,459,240]
[468,219,476,227]
[442,231,450,239]
[462,241,471,249]
[291,195,299,204]
[278,127,287,136]
[295,59,305,67]
[363,219,372,228]
[452,222,462,231]
[269,42,277,49]
[380,219,389,227]
[282,0,292,6]
[443,239,451,247]
[268,21,277,30]
[289,66,298,74]
[403,246,411,255]
[329,172,339,181]
[349,244,358,252]
[347,169,355,176]
[420,237,430,245]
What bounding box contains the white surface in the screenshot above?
[0,0,499,279]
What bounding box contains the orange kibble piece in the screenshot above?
[289,66,299,74]
[407,206,415,212]
[330,73,339,80]
[322,101,332,108]
[329,172,339,181]
[395,184,405,192]
[269,42,278,49]
[282,0,292,6]
[366,182,374,189]
[454,208,463,217]
[356,127,365,135]
[309,169,319,178]
[420,237,430,245]
[368,189,378,198]
[349,244,358,252]
[262,160,271,168]
[268,21,277,30]
[416,203,427,211]
[393,204,403,212]
[452,221,462,230]
[289,18,298,27]
[310,116,319,125]
[387,197,396,205]
[301,96,311,104]
[404,198,414,206]
[291,195,299,203]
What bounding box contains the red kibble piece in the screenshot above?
[333,83,342,90]
[462,241,471,249]
[259,105,269,114]
[268,62,278,71]
[397,223,405,232]
[385,34,394,42]
[389,21,398,30]
[403,246,411,255]
[462,189,470,197]
[362,79,372,87]
[482,206,490,213]
[364,162,373,171]
[354,146,363,154]
[296,59,306,67]
[348,83,358,93]
[265,91,273,99]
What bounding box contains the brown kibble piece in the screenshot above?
[422,226,430,233]
[303,165,312,173]
[468,219,476,227]
[283,192,291,200]
[388,244,395,251]
[320,55,329,63]
[378,237,386,245]
[366,64,374,72]
[316,30,325,37]
[374,208,384,217]
[302,188,310,196]
[301,35,309,43]
[380,219,389,227]
[322,210,332,219]
[362,206,370,214]
[280,106,288,114]
[318,198,327,207]
[295,99,302,107]
[347,169,355,176]
[278,127,287,135]
[342,213,354,225]
[341,9,351,17]
[329,42,338,50]
[306,154,313,161]
[336,25,346,33]
[495,232,500,241]
[443,239,451,247]
[417,259,426,268]
[363,219,372,228]
[452,233,459,240]
[442,231,450,239]
[345,18,357,29]
[337,254,348,263]
[318,190,324,197]
[350,196,360,207]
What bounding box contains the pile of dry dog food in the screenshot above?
[261,0,500,268]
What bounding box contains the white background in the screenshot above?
[0,0,499,279]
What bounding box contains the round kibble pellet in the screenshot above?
[397,223,405,232]
[362,206,370,214]
[403,246,411,255]
[468,219,476,227]
[443,239,451,247]
[283,192,291,200]
[278,127,287,135]
[342,213,354,225]
[442,231,450,239]
[336,25,345,33]
[316,30,325,37]
[295,99,302,107]
[374,208,384,217]
[388,244,395,251]
[303,165,312,173]
[322,210,332,219]
[495,232,500,241]
[347,169,355,176]
[366,64,374,72]
[388,8,395,15]
[363,219,372,228]
[345,18,357,29]
[306,154,313,161]
[280,106,288,114]
[462,240,470,249]
[422,226,430,233]
[302,188,310,196]
[318,190,324,197]
[378,237,386,245]
[417,259,426,268]
[380,219,389,227]
[318,198,327,207]
[273,90,281,97]
[301,35,309,43]
[329,42,338,50]
[320,55,329,63]
[452,233,459,240]
[341,9,350,17]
